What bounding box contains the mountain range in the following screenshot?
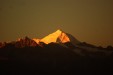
[0,29,81,48]
[0,30,113,75]
[0,29,113,50]
[0,30,70,46]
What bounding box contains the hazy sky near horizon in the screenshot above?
[0,0,113,47]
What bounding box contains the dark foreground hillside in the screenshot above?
[0,43,113,75]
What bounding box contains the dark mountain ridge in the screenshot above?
[0,30,113,75]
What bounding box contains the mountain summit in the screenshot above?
[40,29,80,45]
[41,29,69,44]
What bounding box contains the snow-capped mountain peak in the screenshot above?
[39,29,69,44]
[40,29,80,45]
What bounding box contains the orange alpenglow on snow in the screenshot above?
[40,29,70,44]
[32,38,40,44]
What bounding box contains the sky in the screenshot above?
[0,0,113,47]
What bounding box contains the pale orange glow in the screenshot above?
[32,38,40,44]
[17,38,21,41]
[40,29,70,44]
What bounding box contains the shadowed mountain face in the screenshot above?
[0,30,113,75]
[15,36,38,47]
[66,33,81,45]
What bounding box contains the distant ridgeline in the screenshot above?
[0,30,113,74]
